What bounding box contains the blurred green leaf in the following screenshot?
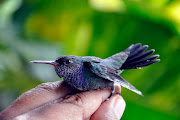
[0,0,180,119]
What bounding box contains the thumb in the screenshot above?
[90,95,126,120]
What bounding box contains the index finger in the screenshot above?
[0,81,72,119]
[14,88,112,120]
[17,86,121,120]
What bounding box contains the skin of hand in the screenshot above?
[0,81,126,120]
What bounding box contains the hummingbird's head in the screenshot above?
[55,55,77,65]
[54,55,82,78]
[30,55,82,79]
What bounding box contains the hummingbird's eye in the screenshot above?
[65,60,73,64]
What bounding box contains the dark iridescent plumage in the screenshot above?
[30,43,160,96]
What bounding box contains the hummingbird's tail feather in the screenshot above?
[121,43,160,70]
[107,72,143,95]
[118,75,143,96]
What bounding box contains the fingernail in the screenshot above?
[113,96,126,119]
[114,84,121,93]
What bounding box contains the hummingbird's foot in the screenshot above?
[108,93,113,99]
[114,92,121,96]
[108,86,115,99]
[108,85,118,99]
[108,84,121,99]
[108,92,121,99]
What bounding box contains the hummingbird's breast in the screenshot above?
[55,63,113,91]
[55,63,89,91]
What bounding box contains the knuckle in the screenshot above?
[62,94,84,108]
[35,82,57,93]
[60,94,85,119]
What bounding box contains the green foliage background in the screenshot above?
[0,0,180,119]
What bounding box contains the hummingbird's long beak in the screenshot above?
[30,60,58,65]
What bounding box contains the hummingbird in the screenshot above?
[30,43,160,96]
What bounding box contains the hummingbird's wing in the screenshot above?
[121,43,160,70]
[106,43,160,70]
[105,51,129,70]
[83,61,143,95]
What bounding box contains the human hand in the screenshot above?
[0,81,126,120]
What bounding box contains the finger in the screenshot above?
[0,81,72,119]
[15,88,111,120]
[114,83,121,93]
[90,95,126,120]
